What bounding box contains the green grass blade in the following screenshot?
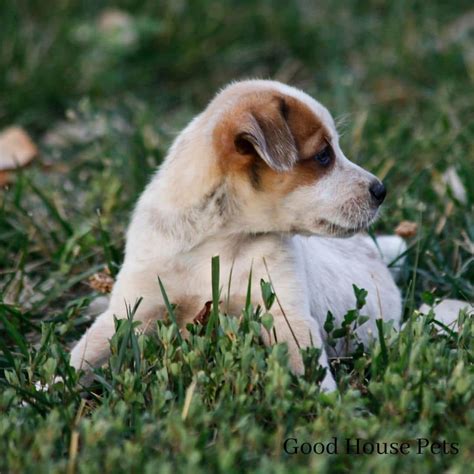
[158,276,182,343]
[206,255,220,338]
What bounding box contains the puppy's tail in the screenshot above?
[373,235,407,281]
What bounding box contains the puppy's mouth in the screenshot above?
[315,219,366,237]
[316,209,378,237]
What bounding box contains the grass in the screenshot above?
[0,0,473,472]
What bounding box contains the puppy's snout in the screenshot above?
[369,180,386,205]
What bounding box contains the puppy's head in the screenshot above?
[209,80,386,237]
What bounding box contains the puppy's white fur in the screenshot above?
[71,80,403,391]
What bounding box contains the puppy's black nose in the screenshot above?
[369,180,386,205]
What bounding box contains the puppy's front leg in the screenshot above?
[254,272,337,391]
[70,309,119,384]
[239,254,337,391]
[261,307,337,392]
[70,265,163,383]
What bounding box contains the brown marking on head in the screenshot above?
[213,92,297,174]
[212,90,335,196]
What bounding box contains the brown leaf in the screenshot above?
[88,269,114,293]
[395,220,418,238]
[98,8,133,31]
[97,8,137,47]
[0,170,11,186]
[193,301,213,326]
[0,127,38,170]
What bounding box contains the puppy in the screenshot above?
[71,80,403,391]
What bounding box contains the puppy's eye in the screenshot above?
[314,146,332,166]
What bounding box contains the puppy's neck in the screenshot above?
[135,156,237,258]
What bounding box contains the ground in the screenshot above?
[0,1,473,473]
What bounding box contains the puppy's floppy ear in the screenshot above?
[234,98,297,172]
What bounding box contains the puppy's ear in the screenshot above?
[234,99,297,172]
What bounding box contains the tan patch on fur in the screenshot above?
[212,90,333,195]
[174,295,204,328]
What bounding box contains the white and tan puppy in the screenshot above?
[71,80,403,391]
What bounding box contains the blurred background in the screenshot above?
[2,1,473,129]
[0,1,473,319]
[0,5,473,471]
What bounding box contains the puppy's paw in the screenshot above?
[288,349,338,392]
[287,350,305,376]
